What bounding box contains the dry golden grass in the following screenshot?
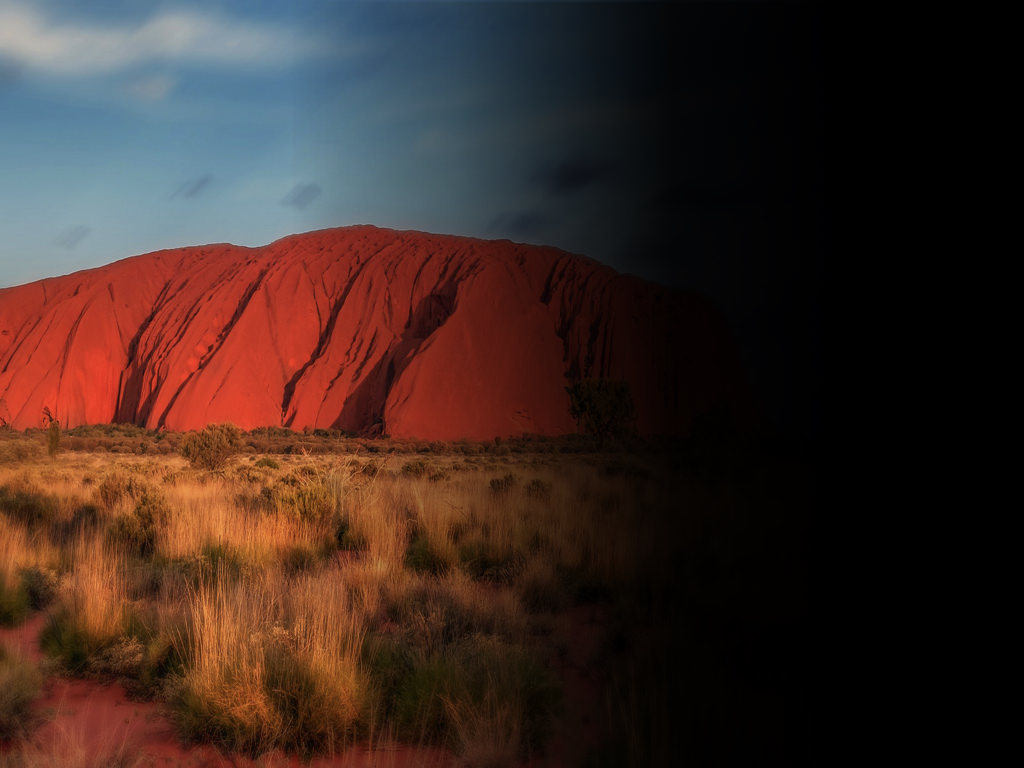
[63,536,128,642]
[0,440,688,765]
[158,477,330,565]
[0,724,142,768]
[0,517,49,585]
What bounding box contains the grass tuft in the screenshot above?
[0,642,41,740]
[0,573,30,626]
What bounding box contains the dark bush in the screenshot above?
[405,534,449,576]
[0,482,59,527]
[180,423,242,470]
[19,566,58,610]
[565,379,636,441]
[97,470,147,508]
[39,610,108,673]
[401,460,429,478]
[107,489,169,557]
[282,544,324,575]
[335,517,367,551]
[489,474,518,495]
[0,574,30,626]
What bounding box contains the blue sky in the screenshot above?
[0,0,825,439]
[0,0,683,289]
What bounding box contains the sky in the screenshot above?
[0,0,824,440]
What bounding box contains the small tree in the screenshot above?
[565,379,636,442]
[47,419,61,461]
[180,423,242,470]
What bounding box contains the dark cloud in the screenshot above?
[281,183,322,210]
[489,209,558,238]
[532,157,617,197]
[171,175,212,199]
[54,226,91,250]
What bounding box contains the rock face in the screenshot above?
[0,226,746,439]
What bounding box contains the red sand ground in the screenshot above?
[0,225,747,439]
[0,616,454,767]
[1,610,606,767]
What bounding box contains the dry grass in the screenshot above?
[0,437,700,765]
[445,690,522,768]
[173,568,367,754]
[64,536,128,641]
[0,642,41,740]
[0,725,142,768]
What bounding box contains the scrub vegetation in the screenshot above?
[0,425,811,766]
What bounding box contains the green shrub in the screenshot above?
[281,544,326,575]
[254,457,280,470]
[19,565,59,610]
[107,489,169,556]
[405,534,449,576]
[362,633,414,722]
[173,636,364,757]
[260,479,333,522]
[173,543,252,586]
[136,632,186,698]
[93,636,146,679]
[394,653,455,742]
[180,423,242,470]
[97,470,147,508]
[0,482,59,527]
[0,574,30,626]
[391,636,559,757]
[0,642,41,739]
[39,610,108,673]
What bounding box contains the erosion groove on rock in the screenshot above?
[0,226,745,439]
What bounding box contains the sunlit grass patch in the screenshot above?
[170,570,368,756]
[39,537,128,672]
[0,442,703,763]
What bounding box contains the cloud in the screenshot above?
[128,74,176,101]
[533,157,617,197]
[281,183,322,210]
[171,175,212,200]
[0,3,327,76]
[54,225,91,249]
[489,209,557,238]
